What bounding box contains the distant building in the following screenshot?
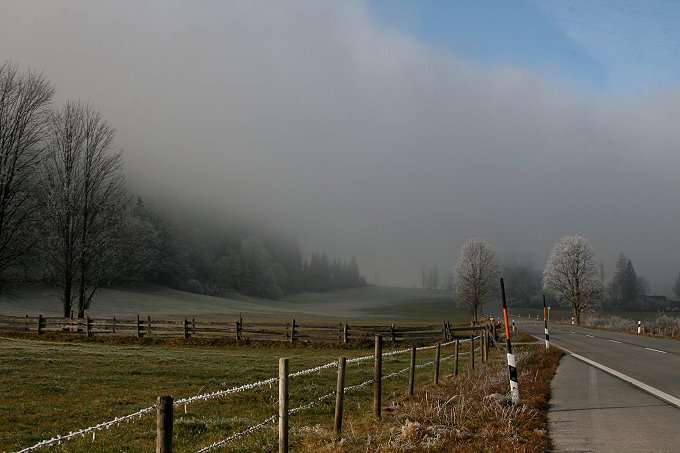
[640,295,668,311]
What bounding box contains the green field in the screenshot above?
[0,336,471,452]
[0,285,479,451]
[0,284,467,323]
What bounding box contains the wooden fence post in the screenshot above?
[454,339,459,376]
[184,319,189,339]
[192,318,195,336]
[148,316,152,337]
[279,358,289,453]
[481,330,486,363]
[156,395,173,453]
[343,323,348,344]
[24,314,28,332]
[487,327,491,357]
[334,356,346,436]
[442,323,447,341]
[136,314,141,338]
[113,316,116,334]
[434,343,441,385]
[290,319,296,344]
[408,346,416,396]
[373,335,382,418]
[390,323,396,343]
[37,315,42,335]
[86,316,92,337]
[470,334,475,370]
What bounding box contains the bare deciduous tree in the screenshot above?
[543,235,603,324]
[454,239,500,324]
[42,102,126,317]
[0,62,54,292]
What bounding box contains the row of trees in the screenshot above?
[0,62,127,317]
[419,264,455,291]
[452,234,674,324]
[453,235,605,325]
[0,62,367,316]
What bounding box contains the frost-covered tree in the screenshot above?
[543,235,603,325]
[41,102,127,317]
[0,62,54,292]
[454,239,500,324]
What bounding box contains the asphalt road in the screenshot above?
[514,318,680,452]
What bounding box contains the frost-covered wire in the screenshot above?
[382,347,412,357]
[195,415,277,453]
[14,335,483,453]
[12,405,156,453]
[346,354,374,364]
[174,377,278,406]
[289,360,337,378]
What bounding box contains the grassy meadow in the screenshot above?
[0,285,466,323]
[0,285,510,452]
[0,335,472,452]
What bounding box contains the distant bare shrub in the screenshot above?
[581,313,636,332]
[651,315,680,337]
[581,312,679,337]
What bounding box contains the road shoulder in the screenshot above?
[549,355,680,452]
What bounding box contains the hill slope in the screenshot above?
[0,285,466,322]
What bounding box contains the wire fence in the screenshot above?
[12,331,490,453]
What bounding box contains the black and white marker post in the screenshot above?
[500,278,520,405]
[543,294,550,349]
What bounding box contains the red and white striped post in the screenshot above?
[500,278,520,405]
[637,321,642,334]
[543,294,550,349]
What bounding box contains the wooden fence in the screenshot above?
[0,314,488,343]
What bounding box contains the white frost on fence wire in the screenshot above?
[194,344,463,452]
[290,390,336,414]
[289,360,337,378]
[11,405,156,453]
[14,334,483,453]
[174,377,277,406]
[346,354,374,364]
[195,415,277,453]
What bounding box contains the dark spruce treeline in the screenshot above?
[0,61,366,317]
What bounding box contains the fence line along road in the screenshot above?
[12,331,491,453]
[0,314,486,343]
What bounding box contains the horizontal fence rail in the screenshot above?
[0,314,485,344]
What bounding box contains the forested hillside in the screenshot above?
[0,61,366,318]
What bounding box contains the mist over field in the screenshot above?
[2,1,680,294]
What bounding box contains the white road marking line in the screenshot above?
[645,347,667,354]
[561,347,680,409]
[608,339,622,344]
[570,331,576,333]
[585,334,595,338]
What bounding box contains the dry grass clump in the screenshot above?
[297,345,563,453]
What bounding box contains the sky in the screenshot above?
[1,0,680,294]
